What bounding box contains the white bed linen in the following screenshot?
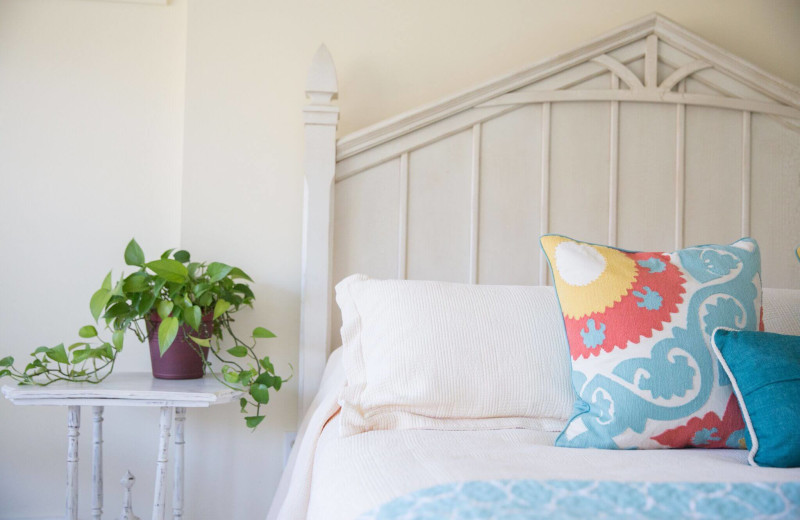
[305,417,800,520]
[269,289,800,520]
[268,350,800,520]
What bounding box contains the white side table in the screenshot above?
[2,373,242,520]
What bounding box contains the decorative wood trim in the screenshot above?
[674,81,686,249]
[152,407,173,520]
[469,124,482,284]
[335,13,800,162]
[172,407,186,520]
[591,55,643,90]
[653,15,800,109]
[92,406,104,520]
[741,111,752,237]
[336,13,661,160]
[659,60,712,92]
[336,106,517,181]
[397,153,409,279]
[67,406,81,520]
[608,75,620,247]
[299,45,339,418]
[118,471,140,520]
[538,103,551,286]
[644,34,658,88]
[478,90,800,119]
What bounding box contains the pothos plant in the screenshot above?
[0,239,290,429]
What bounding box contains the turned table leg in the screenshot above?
[66,406,81,520]
[152,407,173,520]
[92,406,104,520]
[172,407,186,520]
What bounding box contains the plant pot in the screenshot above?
[146,313,213,380]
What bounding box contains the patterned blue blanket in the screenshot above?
[358,479,800,519]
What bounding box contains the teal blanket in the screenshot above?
[358,479,800,519]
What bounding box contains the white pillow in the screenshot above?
[336,274,576,436]
[763,288,800,335]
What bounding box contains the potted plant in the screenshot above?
[0,239,289,429]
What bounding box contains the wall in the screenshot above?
[0,0,186,517]
[2,0,799,518]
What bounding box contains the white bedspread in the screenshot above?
[269,347,800,520]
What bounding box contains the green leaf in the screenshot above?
[112,330,125,351]
[160,248,175,260]
[250,383,270,404]
[78,325,98,338]
[137,291,158,315]
[197,293,213,308]
[189,336,211,348]
[124,239,146,267]
[0,369,10,379]
[226,346,248,358]
[245,415,265,429]
[89,288,112,322]
[174,250,190,263]
[239,397,248,412]
[104,302,131,319]
[185,305,202,332]
[0,356,13,367]
[157,317,179,356]
[187,262,201,278]
[228,267,253,282]
[157,300,174,320]
[213,299,231,320]
[252,327,276,339]
[72,348,91,364]
[207,262,233,283]
[259,358,275,374]
[67,342,88,351]
[254,372,274,387]
[101,271,113,291]
[122,272,150,293]
[272,376,282,391]
[223,371,240,383]
[146,259,188,283]
[46,344,69,364]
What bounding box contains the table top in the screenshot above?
[1,372,243,407]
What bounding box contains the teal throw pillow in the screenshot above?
[712,328,800,467]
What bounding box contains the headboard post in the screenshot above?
[299,44,339,418]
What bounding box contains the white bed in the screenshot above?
[271,290,800,519]
[273,12,800,520]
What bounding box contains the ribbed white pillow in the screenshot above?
[336,274,576,436]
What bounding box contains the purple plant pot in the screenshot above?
[146,312,212,380]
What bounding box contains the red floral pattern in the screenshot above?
[651,394,746,448]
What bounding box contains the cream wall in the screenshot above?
[2,0,800,518]
[0,0,187,518]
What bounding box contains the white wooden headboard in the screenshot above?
[298,13,800,416]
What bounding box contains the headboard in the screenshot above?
[298,13,800,416]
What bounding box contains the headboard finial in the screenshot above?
[306,44,338,105]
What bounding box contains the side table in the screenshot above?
[1,373,242,520]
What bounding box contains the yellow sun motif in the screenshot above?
[541,236,638,320]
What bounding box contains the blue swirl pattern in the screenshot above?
[358,480,800,520]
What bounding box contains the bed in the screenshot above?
[271,13,800,520]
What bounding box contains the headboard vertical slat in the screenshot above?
[469,123,482,284]
[608,74,621,247]
[538,102,551,286]
[674,80,686,250]
[397,152,410,280]
[741,110,752,237]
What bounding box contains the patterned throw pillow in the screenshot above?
[540,235,763,449]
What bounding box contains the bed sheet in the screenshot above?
[268,346,800,520]
[306,416,800,520]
